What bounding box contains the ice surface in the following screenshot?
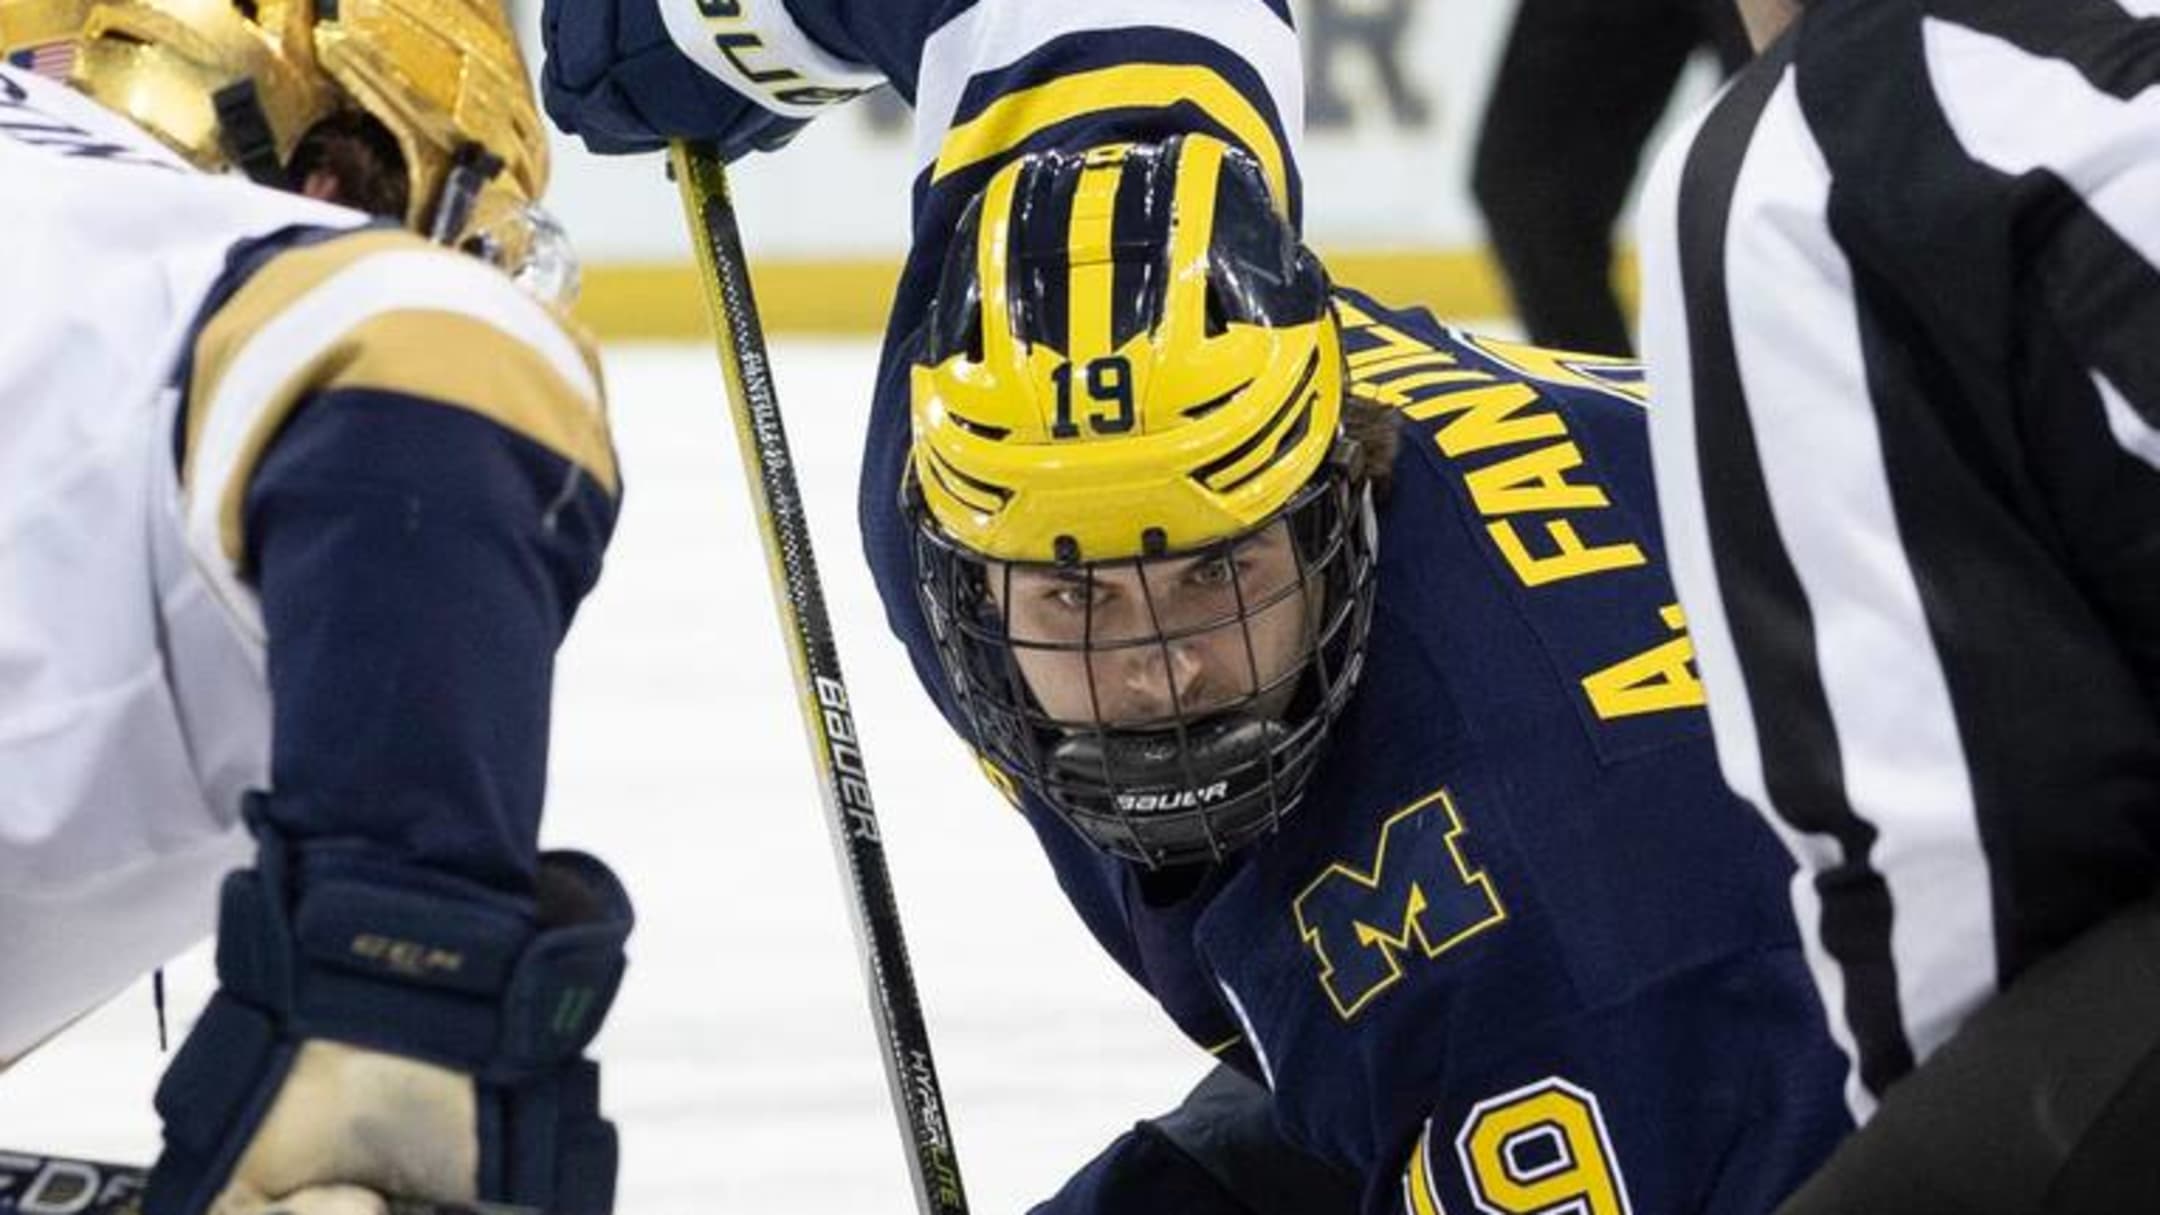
[0,339,1204,1213]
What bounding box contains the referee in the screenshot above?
[1636,0,2160,1211]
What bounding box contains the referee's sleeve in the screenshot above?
[1919,14,2160,671]
[1634,6,2160,1126]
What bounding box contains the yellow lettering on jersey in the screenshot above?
[1488,520,1648,588]
[1335,297,1379,328]
[1343,318,1437,373]
[1405,381,1569,458]
[1463,441,1612,516]
[1293,788,1506,1020]
[1336,305,1650,594]
[1582,603,1705,720]
[1466,334,1651,408]
[1358,350,1466,381]
[1352,368,1494,410]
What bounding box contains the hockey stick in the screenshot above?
[0,1150,533,1214]
[667,141,969,1215]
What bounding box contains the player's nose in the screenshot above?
[1118,641,1209,721]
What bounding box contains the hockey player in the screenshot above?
[1635,0,2160,1210]
[905,135,1860,1215]
[543,3,1859,1212]
[1,0,625,1209]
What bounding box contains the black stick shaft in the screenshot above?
[0,1151,530,1214]
[667,142,969,1215]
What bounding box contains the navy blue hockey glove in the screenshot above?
[1033,1064,1359,1215]
[144,798,631,1215]
[540,0,806,155]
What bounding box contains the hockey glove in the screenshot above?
[144,798,631,1215]
[539,0,806,156]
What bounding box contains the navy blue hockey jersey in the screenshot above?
[579,0,1854,1208]
[881,289,1852,1214]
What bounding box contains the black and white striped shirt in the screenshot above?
[1636,0,2160,1122]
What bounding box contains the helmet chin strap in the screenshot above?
[429,141,504,245]
[212,78,284,187]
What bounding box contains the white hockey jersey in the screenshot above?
[0,64,366,1062]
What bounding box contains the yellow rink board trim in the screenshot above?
[574,249,1646,340]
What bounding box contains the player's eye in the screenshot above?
[1186,554,1240,589]
[1047,580,1103,612]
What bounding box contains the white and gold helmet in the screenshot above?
[0,0,89,75]
[2,0,570,295]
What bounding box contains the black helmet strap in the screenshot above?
[212,79,284,188]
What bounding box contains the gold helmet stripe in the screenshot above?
[1065,145,1127,363]
[975,159,1022,373]
[1160,134,1226,351]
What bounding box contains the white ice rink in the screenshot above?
[0,339,1206,1213]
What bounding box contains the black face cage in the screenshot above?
[912,451,1381,869]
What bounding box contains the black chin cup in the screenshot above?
[1048,716,1291,866]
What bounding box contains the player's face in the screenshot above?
[991,521,1314,729]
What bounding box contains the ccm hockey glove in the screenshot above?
[144,798,631,1215]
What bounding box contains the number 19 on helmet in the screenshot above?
[908,135,1381,868]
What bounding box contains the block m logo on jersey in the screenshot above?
[1294,788,1506,1019]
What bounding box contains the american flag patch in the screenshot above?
[5,40,76,82]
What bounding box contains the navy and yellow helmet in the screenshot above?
[909,135,1379,868]
[912,134,1344,563]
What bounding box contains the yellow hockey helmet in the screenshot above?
[911,135,1346,564]
[908,136,1379,867]
[59,0,550,260]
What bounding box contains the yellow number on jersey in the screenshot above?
[1453,1078,1633,1215]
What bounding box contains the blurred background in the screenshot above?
[533,0,1732,347]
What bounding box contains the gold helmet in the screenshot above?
[43,0,552,269]
[0,0,89,75]
[908,135,1379,867]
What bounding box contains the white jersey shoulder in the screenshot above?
[0,64,365,1062]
